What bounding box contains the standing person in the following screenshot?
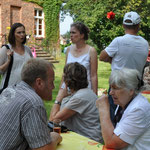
[99,11,149,121]
[0,58,62,150]
[96,68,150,150]
[50,62,103,143]
[0,23,32,88]
[53,22,98,108]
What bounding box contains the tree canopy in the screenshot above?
[24,0,150,54]
[63,0,150,53]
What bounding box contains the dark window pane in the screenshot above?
[34,30,37,35]
[39,25,42,29]
[34,10,37,16]
[39,11,42,16]
[39,30,42,35]
[39,19,42,24]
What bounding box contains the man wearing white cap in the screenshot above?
[99,11,149,121]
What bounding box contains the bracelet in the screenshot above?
[54,100,61,105]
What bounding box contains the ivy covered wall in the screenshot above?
[24,0,62,58]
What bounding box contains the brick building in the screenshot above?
[0,0,45,46]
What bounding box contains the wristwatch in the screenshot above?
[54,100,61,105]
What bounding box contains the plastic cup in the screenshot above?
[53,119,61,134]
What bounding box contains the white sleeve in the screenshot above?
[0,46,8,65]
[114,108,149,144]
[105,37,119,57]
[0,46,8,74]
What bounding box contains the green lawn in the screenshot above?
[44,53,66,117]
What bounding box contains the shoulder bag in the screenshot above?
[0,45,13,94]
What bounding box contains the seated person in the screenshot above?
[50,62,103,143]
[143,65,150,90]
[0,58,62,150]
[96,68,150,150]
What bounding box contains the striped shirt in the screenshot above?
[0,81,52,150]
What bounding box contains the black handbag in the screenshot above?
[0,45,13,94]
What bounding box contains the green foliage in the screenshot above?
[62,31,70,41]
[43,0,62,49]
[24,0,62,53]
[63,0,150,53]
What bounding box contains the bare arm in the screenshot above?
[96,95,129,149]
[99,50,112,63]
[32,132,62,150]
[0,47,13,72]
[90,47,98,95]
[50,103,76,121]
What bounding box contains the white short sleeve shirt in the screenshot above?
[114,94,150,150]
[105,34,149,78]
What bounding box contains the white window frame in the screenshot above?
[34,9,44,38]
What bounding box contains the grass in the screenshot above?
[44,53,66,117]
[44,54,111,117]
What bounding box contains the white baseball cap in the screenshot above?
[123,11,141,25]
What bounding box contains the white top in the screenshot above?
[105,34,149,78]
[66,45,91,88]
[0,44,32,88]
[114,93,150,150]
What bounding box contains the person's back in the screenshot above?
[107,34,148,77]
[50,62,102,143]
[99,11,149,121]
[100,11,149,77]
[61,88,102,143]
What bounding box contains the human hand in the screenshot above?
[96,94,110,113]
[51,132,62,145]
[7,50,13,60]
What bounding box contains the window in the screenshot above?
[34,9,44,37]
